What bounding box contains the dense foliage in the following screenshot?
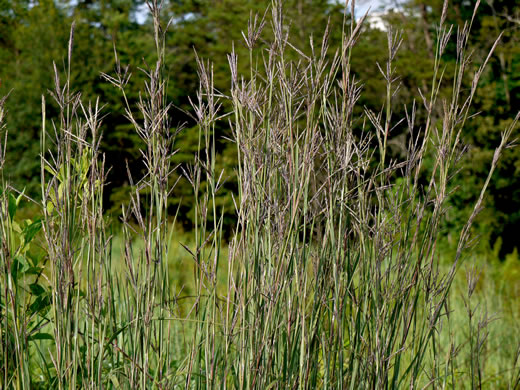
[1,0,519,254]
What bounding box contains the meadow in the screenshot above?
[1,0,520,388]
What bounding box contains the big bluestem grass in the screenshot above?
[219,0,518,387]
[1,0,519,388]
[39,21,113,388]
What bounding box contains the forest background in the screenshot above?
[1,0,519,258]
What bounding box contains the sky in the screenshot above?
[355,0,387,16]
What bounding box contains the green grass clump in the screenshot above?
[1,0,519,388]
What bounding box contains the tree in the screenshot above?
[396,0,520,256]
[0,0,70,198]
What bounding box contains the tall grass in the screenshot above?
[0,0,519,388]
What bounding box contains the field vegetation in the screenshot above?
[1,0,520,388]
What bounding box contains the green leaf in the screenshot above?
[23,219,42,245]
[28,333,54,341]
[109,375,120,387]
[29,283,45,296]
[27,252,45,267]
[29,294,50,314]
[24,266,43,276]
[11,256,25,282]
[44,164,57,177]
[15,189,25,206]
[8,192,17,220]
[11,221,22,233]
